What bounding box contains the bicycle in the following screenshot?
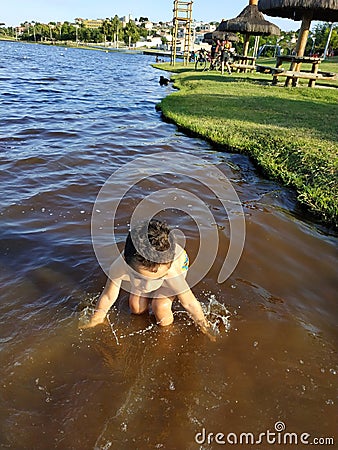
[209,53,222,71]
[194,49,209,71]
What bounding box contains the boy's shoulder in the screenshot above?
[108,253,129,280]
[168,244,188,275]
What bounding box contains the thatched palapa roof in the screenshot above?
[203,30,240,44]
[218,4,281,36]
[258,0,338,22]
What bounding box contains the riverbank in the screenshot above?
[155,61,338,226]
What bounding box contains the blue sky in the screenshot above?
[3,0,300,31]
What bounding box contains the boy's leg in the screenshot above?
[152,296,174,326]
[129,293,149,314]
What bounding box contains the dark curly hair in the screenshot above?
[124,220,176,272]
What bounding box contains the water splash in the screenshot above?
[78,295,156,345]
[78,292,231,344]
[201,293,231,336]
[117,323,155,339]
[106,313,121,346]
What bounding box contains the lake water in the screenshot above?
[0,41,337,449]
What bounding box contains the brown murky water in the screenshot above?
[0,42,337,449]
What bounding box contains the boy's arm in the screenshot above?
[174,281,216,341]
[81,255,126,329]
[82,277,121,328]
[178,288,209,328]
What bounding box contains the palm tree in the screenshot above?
[31,21,36,42]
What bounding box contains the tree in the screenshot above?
[0,24,8,37]
[111,15,123,41]
[101,19,113,41]
[91,28,104,43]
[61,21,72,40]
[139,27,148,38]
[100,15,122,43]
[34,23,51,41]
[311,22,338,54]
[123,20,140,45]
[79,27,91,42]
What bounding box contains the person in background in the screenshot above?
[220,37,232,75]
[210,39,221,70]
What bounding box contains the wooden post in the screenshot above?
[243,33,250,57]
[249,0,258,5]
[295,10,313,58]
[273,56,283,85]
[286,10,313,87]
[308,60,319,88]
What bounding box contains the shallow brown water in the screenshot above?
[0,42,337,449]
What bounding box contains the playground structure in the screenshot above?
[171,0,193,66]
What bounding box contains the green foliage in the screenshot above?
[7,13,157,45]
[139,27,148,39]
[12,19,110,43]
[311,23,338,54]
[100,15,122,42]
[123,20,140,45]
[156,64,338,225]
[241,25,338,57]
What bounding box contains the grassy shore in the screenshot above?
[155,59,338,226]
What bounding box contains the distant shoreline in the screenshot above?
[0,39,141,53]
[0,39,175,57]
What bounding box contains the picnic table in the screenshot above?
[231,54,256,73]
[276,55,322,87]
[256,55,337,87]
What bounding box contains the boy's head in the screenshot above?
[124,219,176,273]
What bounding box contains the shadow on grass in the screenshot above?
[176,73,266,84]
[155,59,338,88]
[161,92,338,143]
[176,71,338,88]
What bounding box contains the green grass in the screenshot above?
[155,61,338,226]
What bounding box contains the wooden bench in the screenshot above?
[231,63,256,71]
[272,70,337,83]
[257,56,337,87]
[231,54,256,73]
[256,65,285,75]
[276,55,325,87]
[285,68,335,75]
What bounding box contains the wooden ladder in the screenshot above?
[171,0,193,66]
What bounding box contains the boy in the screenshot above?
[83,219,213,338]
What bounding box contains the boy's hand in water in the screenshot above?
[177,289,216,341]
[79,309,106,329]
[198,320,217,342]
[79,278,120,329]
